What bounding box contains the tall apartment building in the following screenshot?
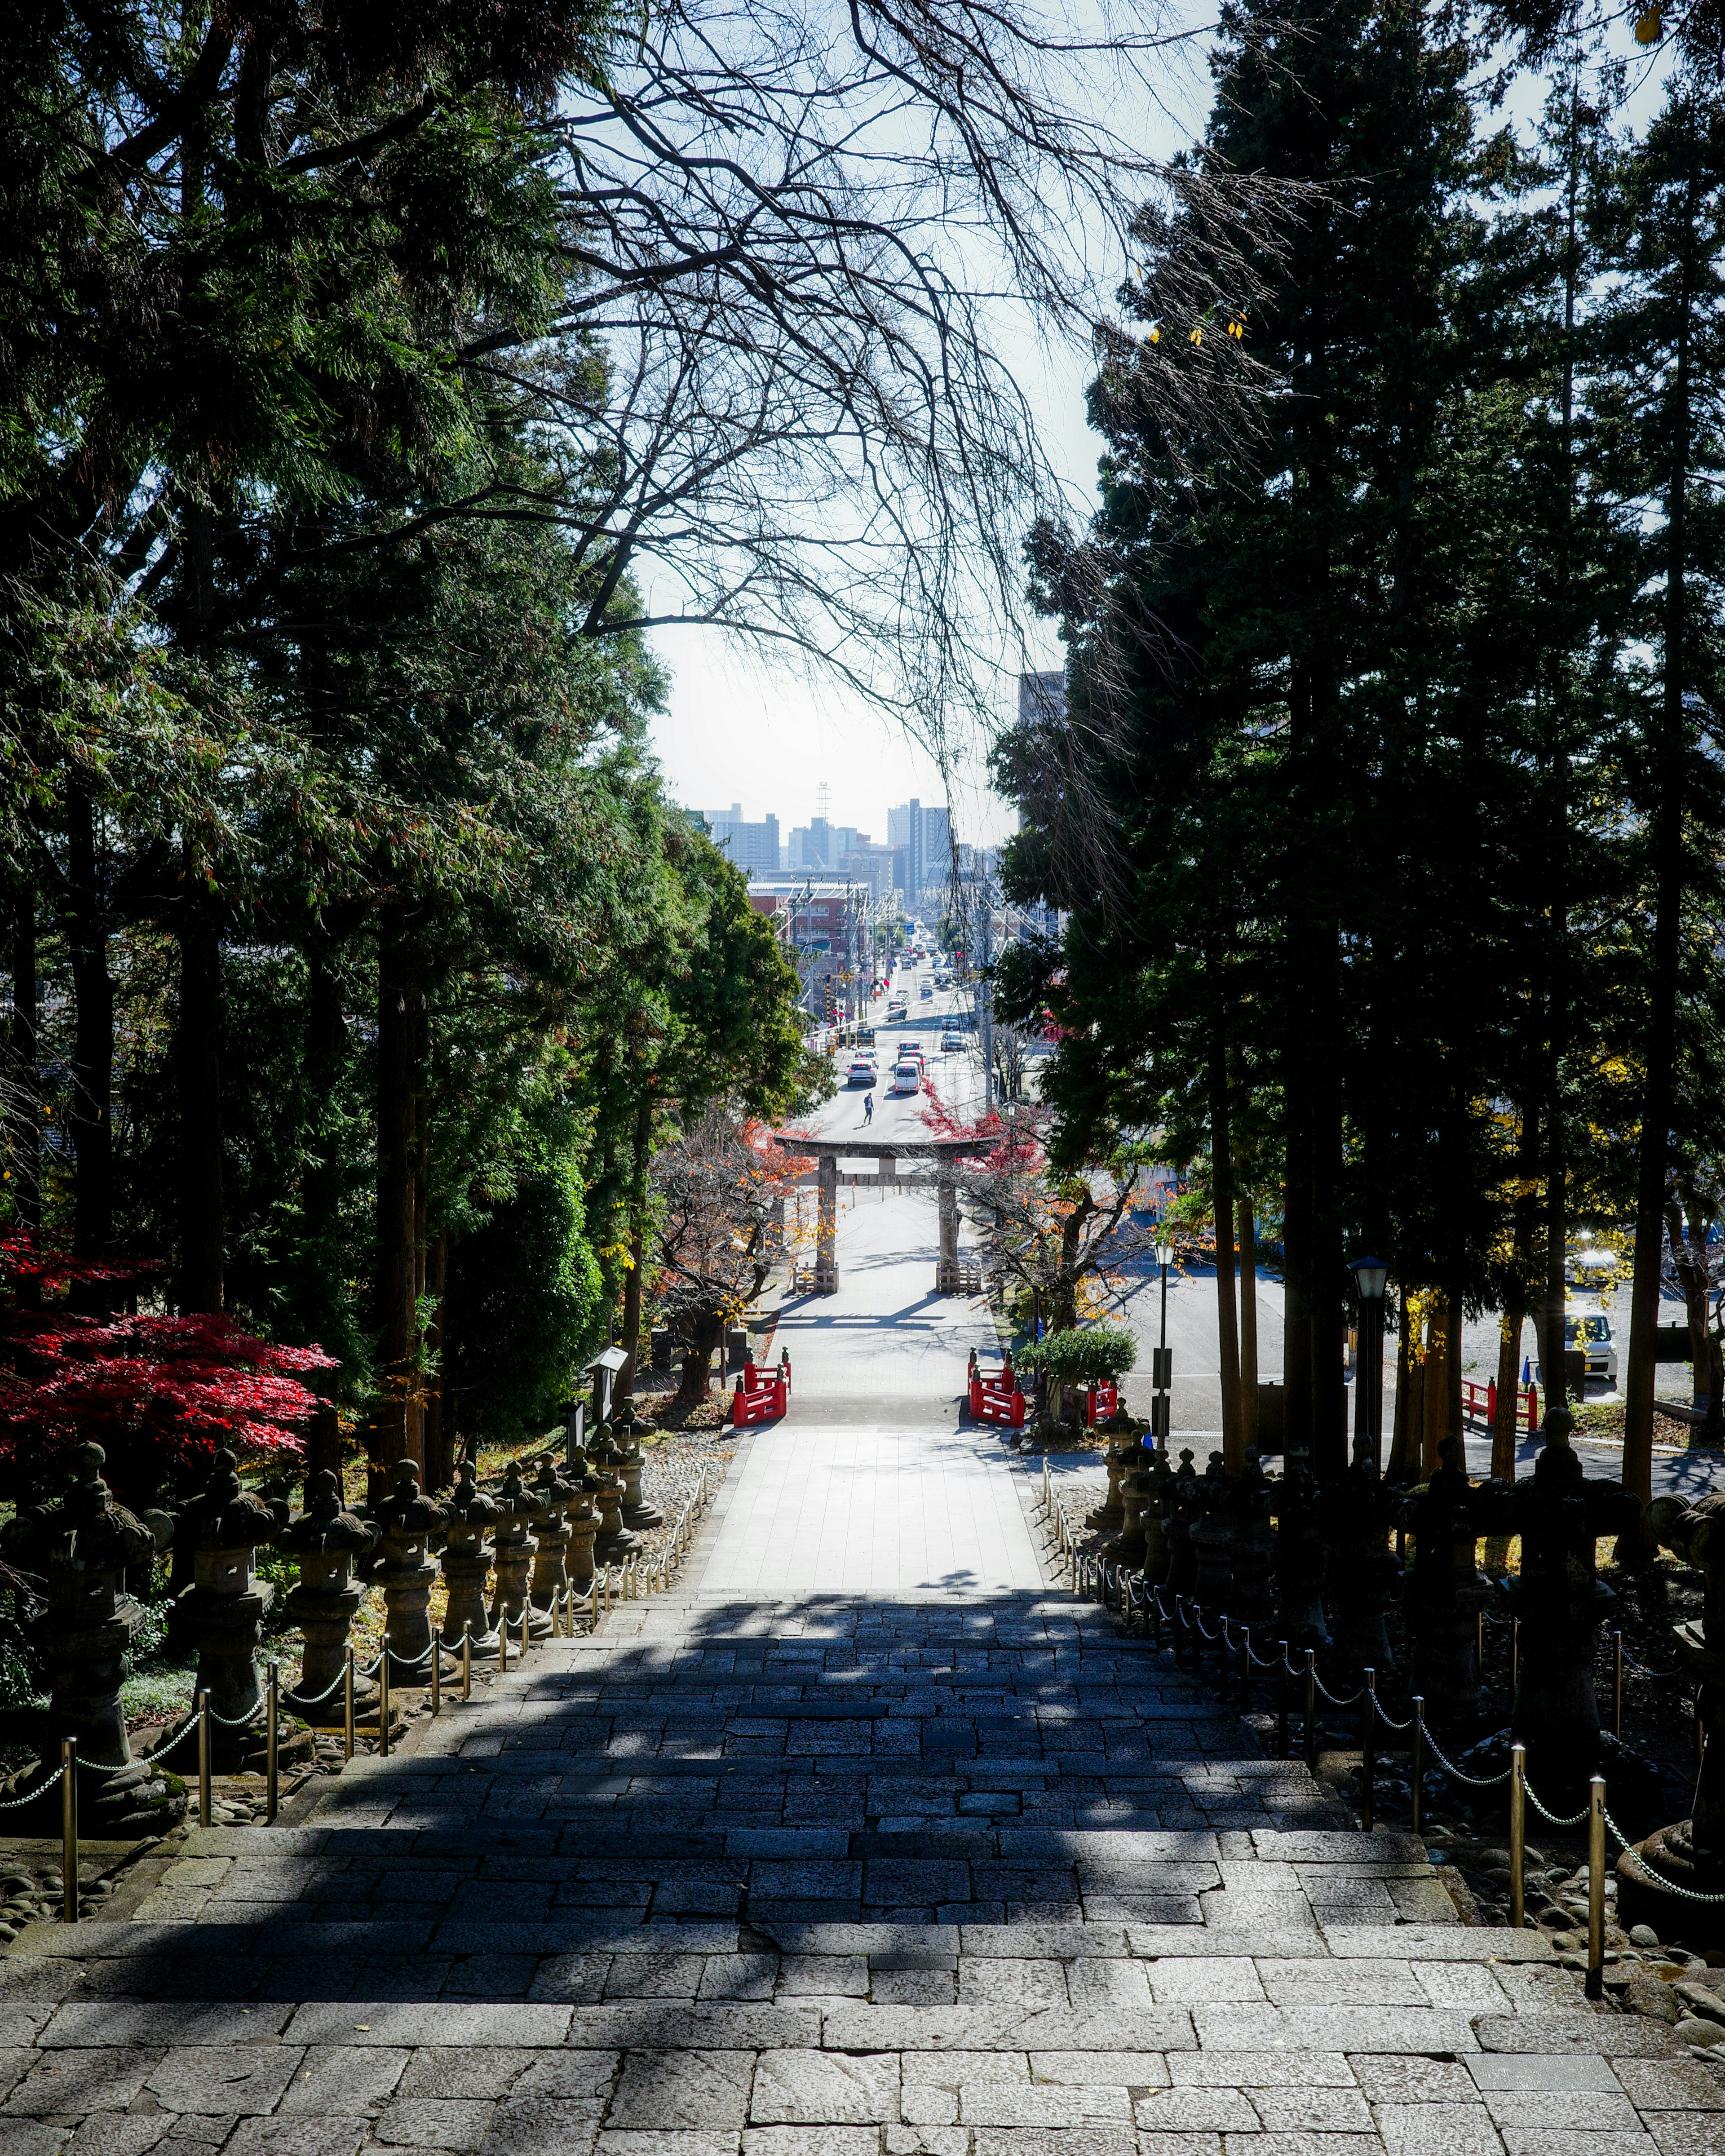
[701,805,780,875]
[887,799,951,902]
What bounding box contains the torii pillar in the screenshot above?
[936,1168,961,1295]
[815,1154,839,1293]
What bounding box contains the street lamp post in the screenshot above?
[1150,1238,1175,1447]
[1349,1256,1390,1473]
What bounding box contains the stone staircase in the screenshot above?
[1,1570,1716,2154]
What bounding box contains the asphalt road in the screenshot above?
[797,959,985,1145]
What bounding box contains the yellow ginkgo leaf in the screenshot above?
[1635,7,1661,39]
[1189,327,1203,345]
[1148,326,1161,343]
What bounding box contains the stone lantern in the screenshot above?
[277,1470,380,1718]
[1273,1462,1332,1651]
[588,1423,637,1563]
[439,1460,500,1657]
[1087,1428,1136,1531]
[613,1406,663,1530]
[526,1456,576,1616]
[1327,1439,1401,1675]
[0,1443,182,1833]
[563,1446,600,1597]
[1617,1490,1725,1943]
[370,1458,450,1685]
[1226,1451,1279,1631]
[488,1462,544,1641]
[1189,1452,1236,1613]
[1472,1414,1641,1784]
[1399,1434,1490,1723]
[1132,1448,1177,1585]
[1163,1449,1201,1598]
[1115,1437,1150,1558]
[172,1446,279,1766]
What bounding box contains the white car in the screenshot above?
[1535,1308,1619,1389]
[845,1058,876,1087]
[889,1060,921,1095]
[940,1032,963,1052]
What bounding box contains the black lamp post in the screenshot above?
[1150,1238,1176,1445]
[1349,1255,1390,1472]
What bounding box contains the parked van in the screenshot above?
[889,1060,921,1095]
[1535,1305,1619,1389]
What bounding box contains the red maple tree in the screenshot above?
[0,1238,334,1500]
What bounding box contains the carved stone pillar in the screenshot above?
[815,1155,839,1293]
[278,1470,380,1717]
[488,1464,543,1639]
[172,1448,279,1767]
[0,1443,182,1832]
[1189,1452,1236,1613]
[527,1457,575,1612]
[439,1461,500,1656]
[371,1459,450,1685]
[1400,1436,1489,1724]
[589,1423,637,1562]
[614,1408,663,1530]
[563,1446,600,1595]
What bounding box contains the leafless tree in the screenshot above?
[649,1106,811,1401]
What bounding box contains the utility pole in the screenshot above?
[978,868,994,1114]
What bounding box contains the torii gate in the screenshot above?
[775,1132,994,1295]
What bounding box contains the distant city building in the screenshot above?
[887,799,950,903]
[748,880,873,1021]
[699,804,781,875]
[1019,670,1066,726]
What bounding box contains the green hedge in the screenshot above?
[1017,1325,1137,1384]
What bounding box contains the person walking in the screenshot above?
[862,1090,874,1124]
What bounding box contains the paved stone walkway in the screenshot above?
[3,1206,1719,2156]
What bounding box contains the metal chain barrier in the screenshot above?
[1603,1804,1725,1903]
[1419,1725,1513,1789]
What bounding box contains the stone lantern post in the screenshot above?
[1327,1440,1401,1675]
[1115,1438,1150,1558]
[277,1470,379,1718]
[563,1447,600,1597]
[172,1446,279,1766]
[1472,1414,1642,1784]
[1133,1448,1177,1585]
[588,1423,637,1563]
[0,1443,182,1833]
[371,1458,450,1685]
[1273,1463,1332,1652]
[1088,1427,1137,1532]
[1163,1449,1201,1598]
[526,1456,576,1615]
[488,1462,544,1640]
[613,1407,663,1530]
[1616,1490,1725,1942]
[1399,1434,1490,1723]
[440,1461,500,1657]
[1189,1452,1237,1613]
[1226,1451,1278,1631]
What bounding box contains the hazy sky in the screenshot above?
[642,18,1672,850]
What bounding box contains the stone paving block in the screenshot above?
[1254,2089,1376,2129]
[1256,1959,1428,2007]
[367,2095,496,2147]
[62,2121,171,2156]
[1646,2122,1725,2156]
[955,1961,1065,2007]
[593,2134,740,2156]
[1495,2134,1655,2156]
[1170,2053,1357,2089]
[775,1960,868,1998]
[1026,2051,1170,2089]
[699,1959,778,2002]
[284,2005,573,2047]
[823,2006,1198,2051]
[606,2050,757,2129]
[871,1971,956,2005]
[969,2128,1137,2156]
[222,2122,370,2156]
[1132,2085,1259,2130]
[1064,1961,1154,2008]
[960,2080,1134,2125]
[1132,2136,1222,2156]
[1351,2058,1477,2103]
[524,1955,610,2004]
[1190,2005,1478,2053]
[40,2005,291,2049]
[145,2047,303,2116]
[4,2049,159,2114]
[1484,2092,1642,2129]
[1141,1959,1264,2004]
[276,2045,409,2111]
[749,2049,900,2123]
[483,2095,606,2156]
[741,2130,879,2156]
[1473,2018,1684,2059]
[1466,2057,1623,2094]
[0,2126,67,2156]
[601,1954,705,1999]
[1372,2107,1503,2156]
[1609,2060,1725,2110]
